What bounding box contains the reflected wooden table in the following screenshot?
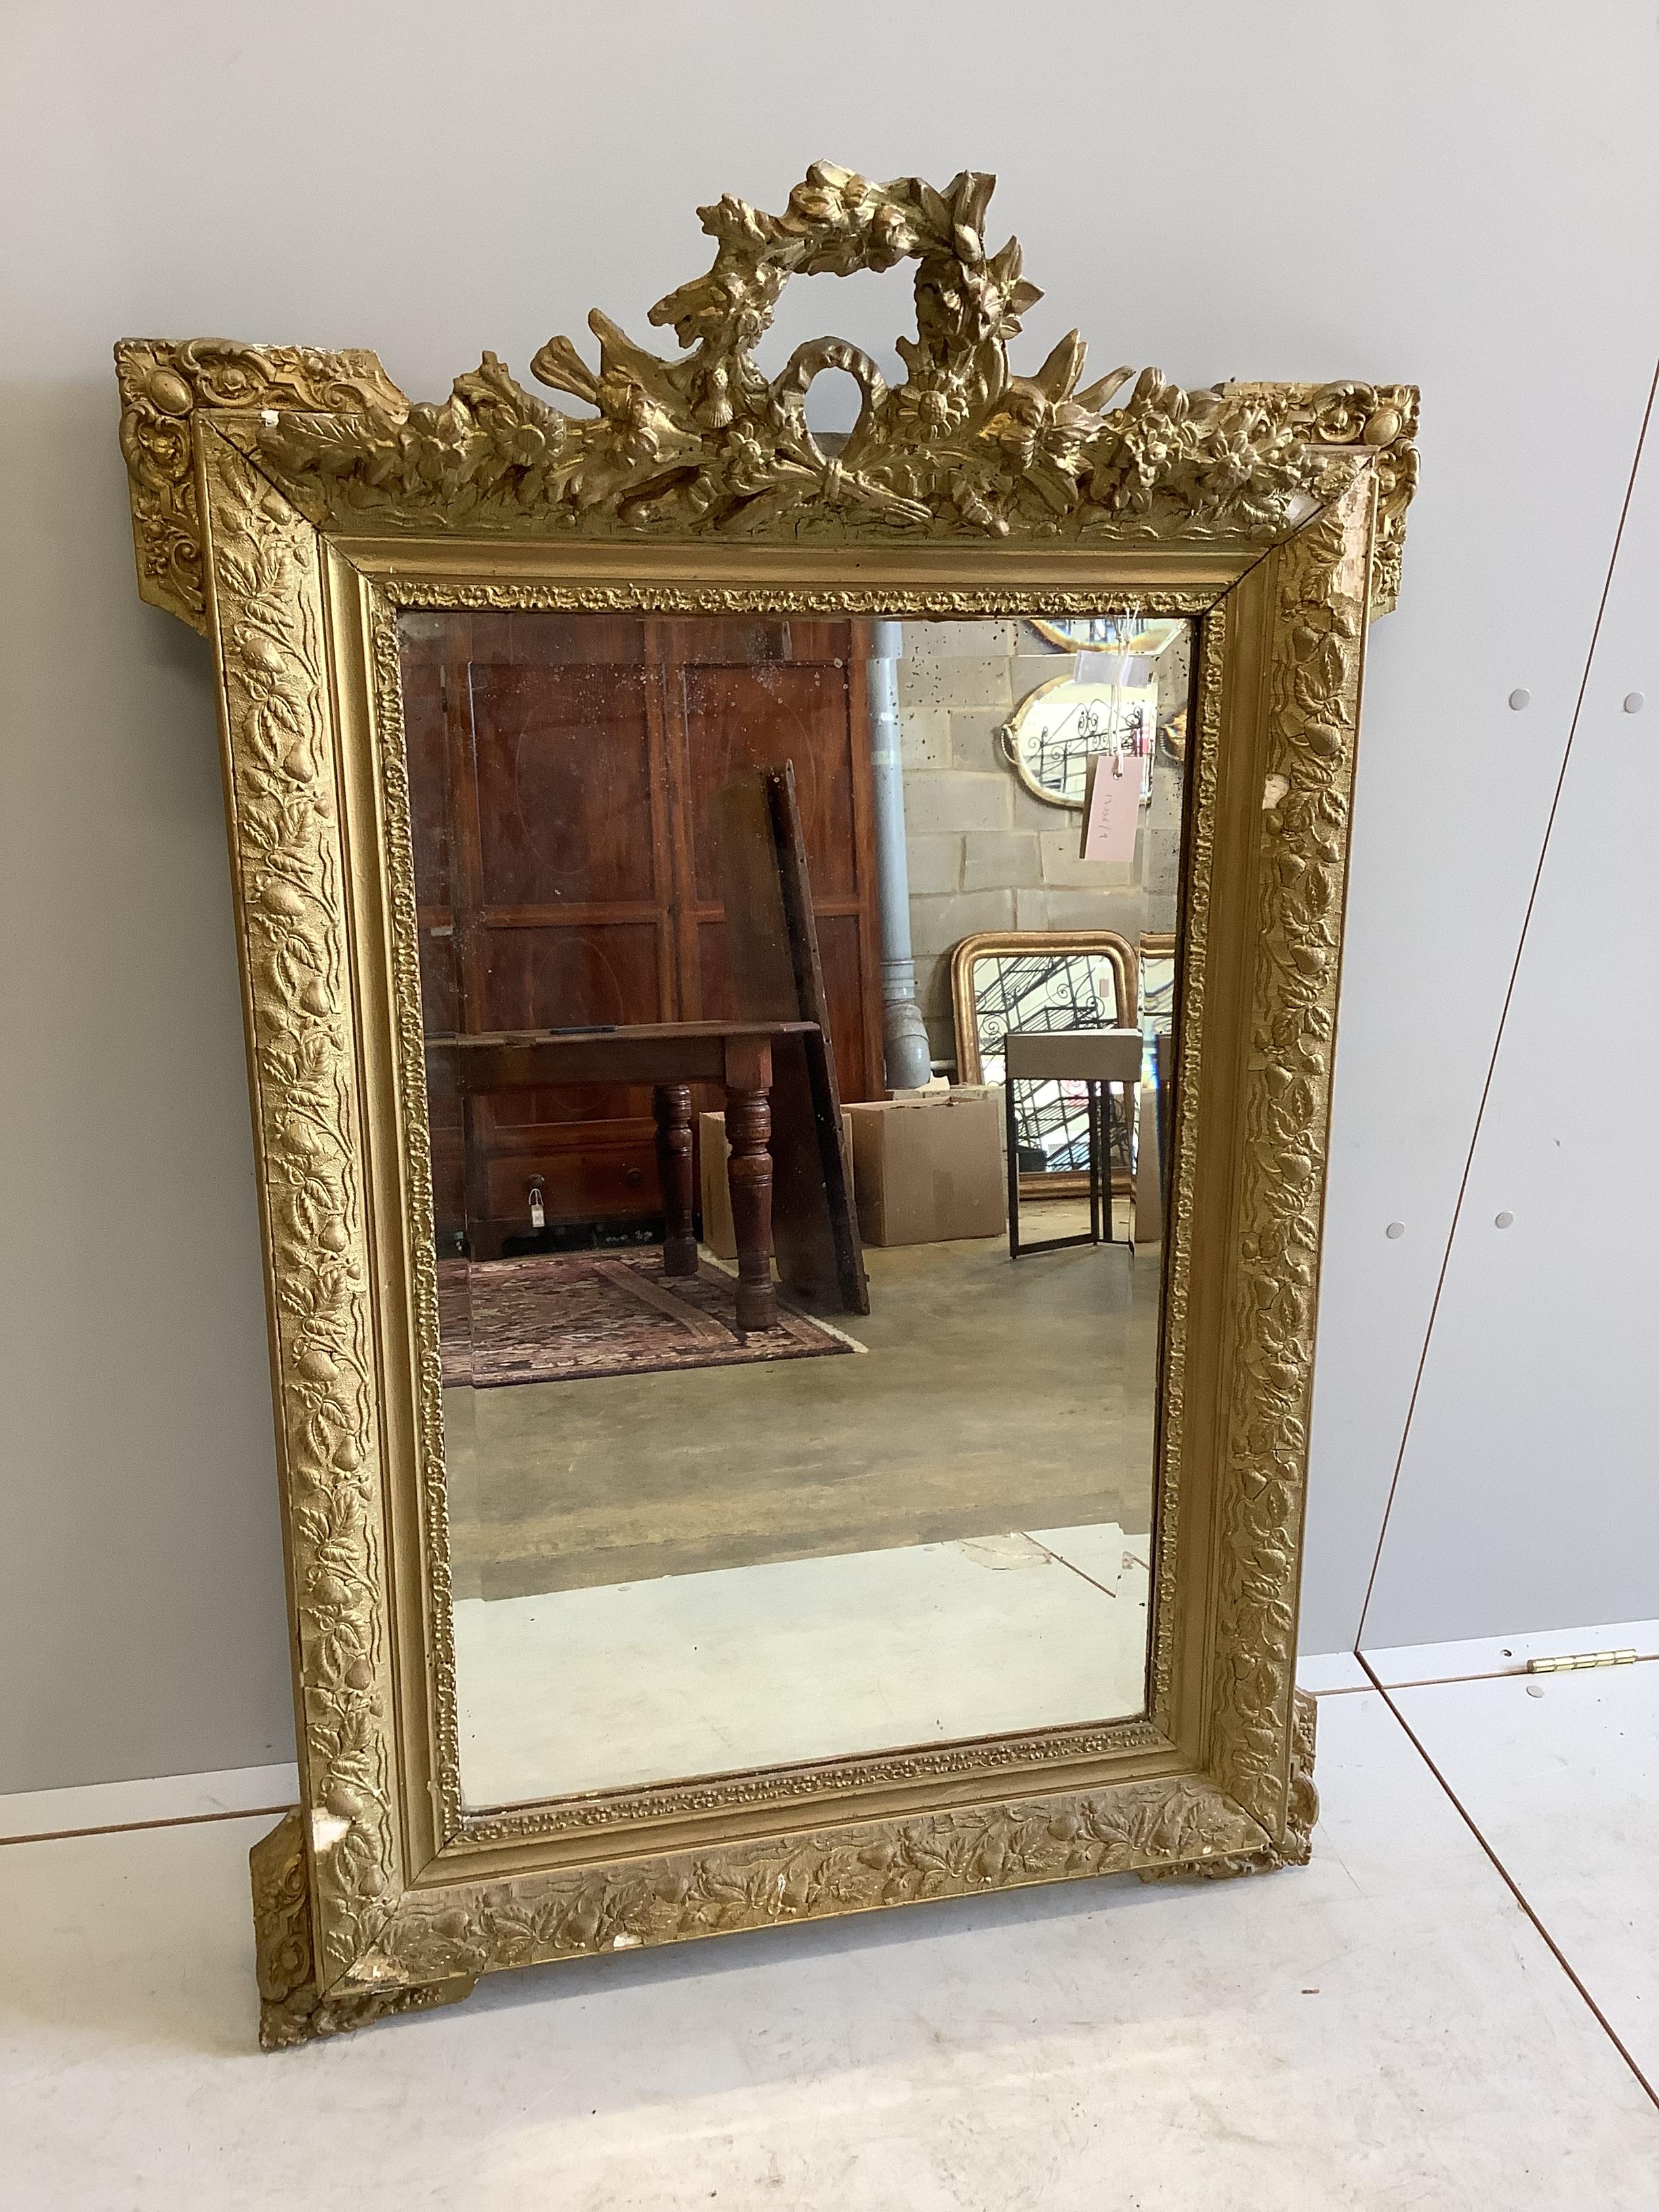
[424,1023,819,1333]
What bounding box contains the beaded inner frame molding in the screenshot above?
[115,164,1415,2048]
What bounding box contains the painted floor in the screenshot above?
[4,1669,1657,2208]
[453,1523,1151,1803]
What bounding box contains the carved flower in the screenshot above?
[592,372,673,470]
[918,386,966,435]
[722,421,778,496]
[135,413,192,483]
[1200,427,1256,499]
[787,183,845,225]
[980,388,1091,485]
[787,168,870,239]
[916,229,1044,363]
[783,167,919,276]
[1184,407,1307,527]
[890,376,970,440]
[558,373,707,514]
[1084,377,1208,516]
[396,403,479,497]
[984,401,1040,475]
[502,422,551,468]
[865,199,916,270]
[445,356,569,499]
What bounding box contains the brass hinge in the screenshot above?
[1526,1648,1638,1675]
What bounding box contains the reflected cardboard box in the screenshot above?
[844,1086,1006,1247]
[701,1090,1006,1255]
[699,1109,857,1262]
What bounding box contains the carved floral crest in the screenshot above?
[117,164,1416,634]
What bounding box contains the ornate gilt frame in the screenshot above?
[115,163,1414,2048]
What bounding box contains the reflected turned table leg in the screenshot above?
[653,1082,697,1277]
[721,1036,777,1334]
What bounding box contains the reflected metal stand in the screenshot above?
[1003,1027,1144,1261]
[1007,1080,1108,1258]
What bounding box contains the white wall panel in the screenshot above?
[1361,375,1659,1647]
[3,0,1658,1780]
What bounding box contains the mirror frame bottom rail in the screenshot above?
[250,1693,1318,2048]
[115,160,1413,2047]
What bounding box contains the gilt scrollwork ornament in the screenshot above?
[352,1772,1271,1995]
[116,339,407,632]
[1140,1691,1318,1883]
[251,1813,472,2049]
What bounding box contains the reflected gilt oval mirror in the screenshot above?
[114,160,1416,2046]
[1000,615,1189,807]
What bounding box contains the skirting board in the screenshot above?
[1361,1618,1659,1687]
[0,1763,299,1845]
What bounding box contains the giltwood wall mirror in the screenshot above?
[115,161,1416,2048]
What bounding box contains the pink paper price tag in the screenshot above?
[1080,751,1141,864]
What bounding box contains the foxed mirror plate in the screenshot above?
[397,610,1193,1808]
[1002,616,1189,806]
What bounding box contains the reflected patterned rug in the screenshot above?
[435,1251,856,1389]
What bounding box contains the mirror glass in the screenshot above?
[962,939,1136,1183]
[396,609,1194,1807]
[1004,678,1159,807]
[1139,937,1176,1042]
[1005,615,1188,805]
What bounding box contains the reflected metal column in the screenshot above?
[867,619,934,1092]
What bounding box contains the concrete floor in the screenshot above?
[447,1204,1160,1601]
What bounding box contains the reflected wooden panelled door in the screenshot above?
[401,611,883,1256]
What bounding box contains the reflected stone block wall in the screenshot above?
[898,621,1189,1068]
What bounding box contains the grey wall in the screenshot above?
[1357,386,1659,1649]
[4,0,1657,1789]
